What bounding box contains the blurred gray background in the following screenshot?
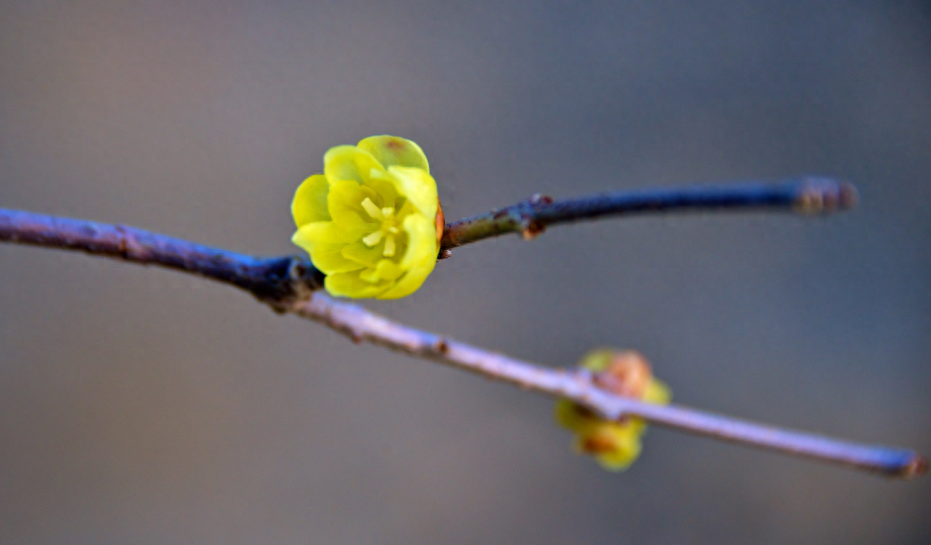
[1,1,929,543]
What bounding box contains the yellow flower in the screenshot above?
[291,136,444,299]
[555,349,671,471]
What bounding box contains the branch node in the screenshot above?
[520,219,546,240]
[528,193,554,206]
[433,338,450,354]
[114,225,131,258]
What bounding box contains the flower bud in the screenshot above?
[555,349,671,471]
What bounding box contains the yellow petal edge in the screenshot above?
[292,136,440,299]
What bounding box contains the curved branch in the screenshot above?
[441,177,857,250]
[1,182,925,479]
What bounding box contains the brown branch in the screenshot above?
[0,207,321,301]
[441,176,857,250]
[281,292,926,478]
[1,180,925,479]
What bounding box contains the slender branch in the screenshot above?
[1,180,925,479]
[0,207,322,301]
[282,292,926,478]
[441,176,857,250]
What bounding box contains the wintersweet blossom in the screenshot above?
[291,136,443,299]
[555,349,671,471]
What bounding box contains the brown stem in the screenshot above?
[441,177,857,250]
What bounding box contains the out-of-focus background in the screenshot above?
[1,1,929,543]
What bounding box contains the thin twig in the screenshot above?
[0,207,321,300]
[441,177,857,250]
[0,180,925,479]
[283,292,926,478]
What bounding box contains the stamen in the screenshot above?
[383,235,396,257]
[381,207,394,218]
[360,198,383,220]
[387,226,399,234]
[362,231,383,247]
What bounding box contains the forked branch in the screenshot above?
[1,179,924,479]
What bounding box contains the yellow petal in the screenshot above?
[324,145,385,185]
[328,179,380,231]
[644,379,672,405]
[325,271,391,298]
[292,174,331,227]
[376,259,436,299]
[628,417,648,435]
[292,221,362,248]
[374,214,437,299]
[363,176,400,208]
[579,349,616,372]
[373,258,405,280]
[308,243,366,275]
[341,240,383,267]
[385,166,438,218]
[591,426,643,471]
[358,135,429,173]
[398,214,437,270]
[291,224,364,274]
[554,399,591,431]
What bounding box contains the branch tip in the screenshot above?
[903,454,929,479]
[793,178,859,214]
[441,177,858,250]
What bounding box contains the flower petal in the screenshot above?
[385,166,438,218]
[292,174,331,227]
[363,177,400,208]
[644,379,671,404]
[376,215,437,298]
[579,349,615,372]
[399,214,437,269]
[373,258,405,281]
[292,224,365,274]
[328,179,381,231]
[376,262,434,299]
[325,271,391,298]
[554,399,590,431]
[341,240,383,267]
[324,145,385,184]
[292,221,362,248]
[308,243,366,274]
[358,135,429,173]
[590,426,643,471]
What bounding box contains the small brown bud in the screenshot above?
[591,351,653,399]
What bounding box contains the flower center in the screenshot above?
[360,197,401,257]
